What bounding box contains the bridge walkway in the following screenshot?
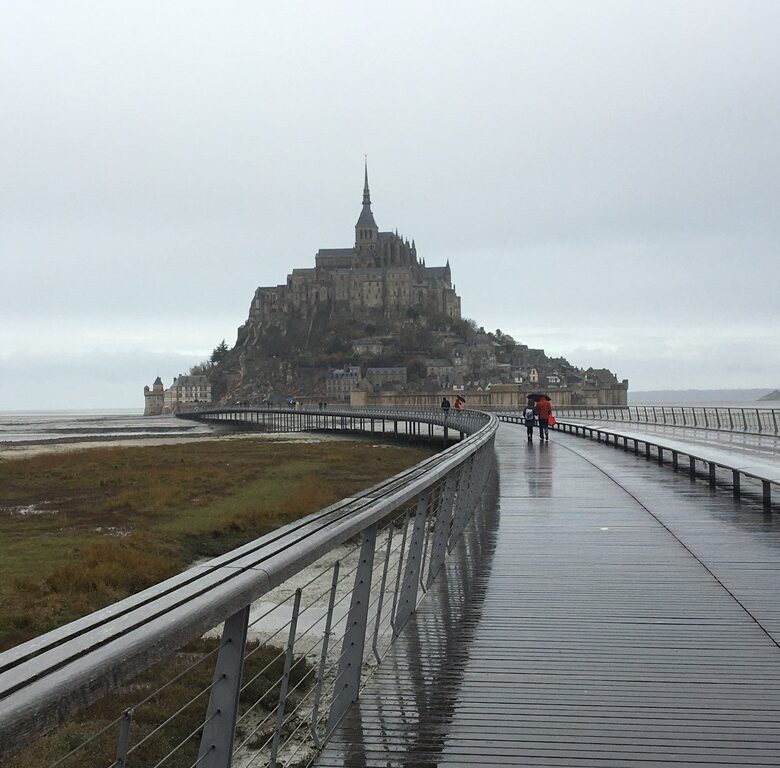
[316,423,780,766]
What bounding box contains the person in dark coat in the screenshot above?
[523,398,536,442]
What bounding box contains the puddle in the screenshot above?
[5,504,58,518]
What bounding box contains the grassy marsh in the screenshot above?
[0,436,433,651]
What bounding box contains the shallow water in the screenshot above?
[0,409,212,444]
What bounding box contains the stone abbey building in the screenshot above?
[143,374,212,415]
[142,166,627,410]
[237,165,461,346]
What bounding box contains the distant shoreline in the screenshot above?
[0,430,346,462]
[629,388,778,405]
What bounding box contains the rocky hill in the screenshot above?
[203,305,600,407]
[195,167,625,406]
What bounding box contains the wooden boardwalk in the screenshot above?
[316,423,780,766]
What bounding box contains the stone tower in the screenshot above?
[143,376,165,416]
[355,161,378,251]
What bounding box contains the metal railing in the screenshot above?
[552,418,778,510]
[547,405,780,434]
[0,408,498,768]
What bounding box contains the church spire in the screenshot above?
[355,158,378,249]
[362,158,371,206]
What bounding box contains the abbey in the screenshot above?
[237,166,461,346]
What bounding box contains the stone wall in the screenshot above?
[350,381,628,410]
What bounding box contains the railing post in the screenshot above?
[449,455,476,548]
[426,471,459,588]
[394,491,431,632]
[269,589,302,767]
[371,527,395,663]
[197,605,250,768]
[310,562,340,747]
[326,522,377,736]
[114,708,133,768]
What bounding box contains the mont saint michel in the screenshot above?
[146,167,627,413]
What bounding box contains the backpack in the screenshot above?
[523,406,535,421]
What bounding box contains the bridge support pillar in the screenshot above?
[690,456,696,481]
[763,481,771,509]
[709,462,717,488]
[196,606,250,768]
[327,523,377,736]
[732,470,740,498]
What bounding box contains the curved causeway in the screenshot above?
[317,421,780,767]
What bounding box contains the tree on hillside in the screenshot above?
[407,357,427,383]
[210,340,230,365]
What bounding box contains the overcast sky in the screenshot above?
[1,1,779,410]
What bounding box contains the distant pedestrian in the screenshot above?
[454,395,464,410]
[523,399,536,442]
[536,395,552,441]
[441,397,451,413]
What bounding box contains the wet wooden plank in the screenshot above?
[316,424,780,766]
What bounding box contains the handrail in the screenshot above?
[0,407,498,764]
[548,404,780,435]
[179,405,484,433]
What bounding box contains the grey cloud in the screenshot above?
[1,1,779,408]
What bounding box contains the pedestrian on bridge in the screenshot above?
[536,395,552,441]
[523,398,536,442]
[441,397,451,413]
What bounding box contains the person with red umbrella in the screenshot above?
[536,394,553,441]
